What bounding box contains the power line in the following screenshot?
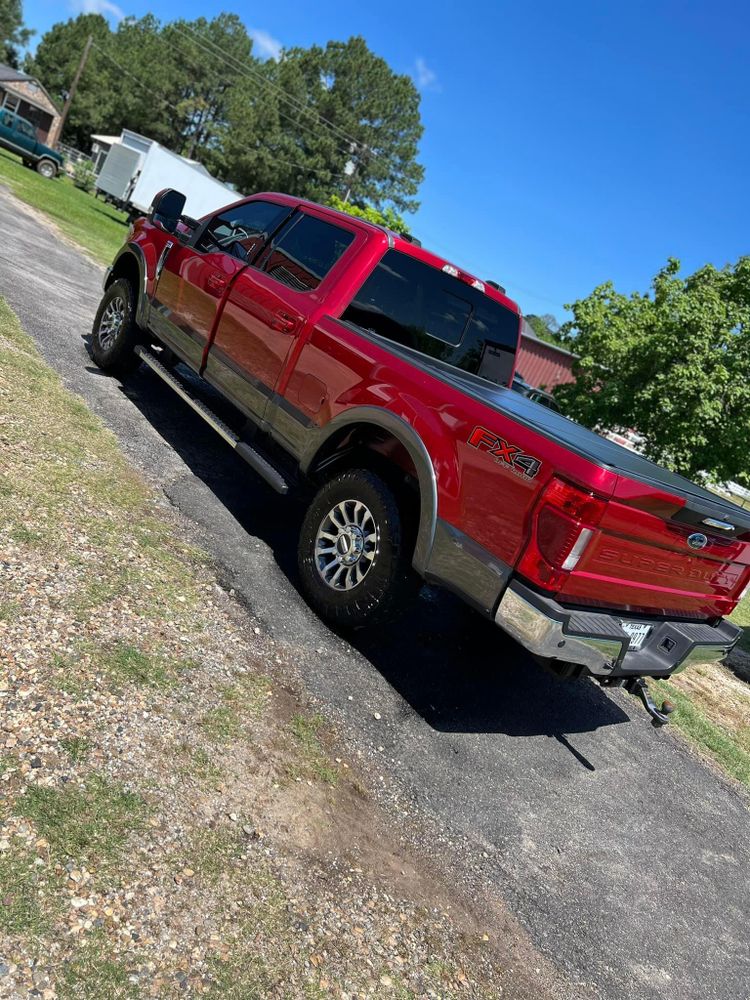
[174,22,368,155]
[169,26,350,160]
[90,42,339,180]
[93,35,555,306]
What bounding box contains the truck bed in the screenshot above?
[387,333,750,534]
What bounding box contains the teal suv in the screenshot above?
[0,108,63,178]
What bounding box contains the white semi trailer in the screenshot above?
[96,129,239,221]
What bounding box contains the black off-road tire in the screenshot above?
[90,278,142,377]
[298,467,421,628]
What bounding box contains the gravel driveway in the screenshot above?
[1,186,748,1000]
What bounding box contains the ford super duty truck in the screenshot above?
[91,188,749,724]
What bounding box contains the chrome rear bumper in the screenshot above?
[495,582,740,678]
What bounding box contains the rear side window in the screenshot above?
[197,200,290,259]
[16,119,35,140]
[342,249,519,386]
[0,110,14,128]
[261,214,354,292]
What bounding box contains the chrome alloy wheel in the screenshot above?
[314,499,379,590]
[98,295,126,350]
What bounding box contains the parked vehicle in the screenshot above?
[0,108,63,177]
[96,129,239,222]
[90,188,749,724]
[512,373,560,411]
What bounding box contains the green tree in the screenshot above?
[24,13,114,148]
[0,0,32,67]
[525,313,564,346]
[327,193,411,235]
[160,15,256,159]
[26,17,425,214]
[555,257,750,485]
[220,35,424,213]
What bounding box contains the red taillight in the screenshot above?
[518,477,607,592]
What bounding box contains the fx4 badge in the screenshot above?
[468,426,541,480]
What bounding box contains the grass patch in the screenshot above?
[9,525,42,545]
[0,146,128,266]
[17,775,147,870]
[199,677,270,742]
[59,737,91,764]
[729,592,750,656]
[187,827,244,884]
[287,714,338,786]
[57,932,141,1000]
[177,744,221,782]
[203,954,277,1000]
[0,598,21,621]
[0,847,49,935]
[98,642,171,688]
[200,705,241,742]
[652,677,750,789]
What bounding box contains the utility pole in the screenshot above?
[55,34,93,148]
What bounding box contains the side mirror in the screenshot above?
[149,188,187,234]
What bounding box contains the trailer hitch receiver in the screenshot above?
[624,678,675,727]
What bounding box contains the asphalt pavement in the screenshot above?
[1,187,748,1000]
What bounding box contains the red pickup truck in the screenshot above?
[91,188,749,724]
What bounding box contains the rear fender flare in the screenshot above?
[299,406,438,575]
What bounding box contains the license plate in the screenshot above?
[621,621,651,650]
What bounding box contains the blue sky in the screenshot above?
[21,0,750,318]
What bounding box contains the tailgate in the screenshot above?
[557,478,750,618]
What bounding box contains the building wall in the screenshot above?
[516,336,576,390]
[0,80,60,144]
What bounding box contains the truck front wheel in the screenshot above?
[298,468,420,628]
[90,278,142,377]
[35,158,57,178]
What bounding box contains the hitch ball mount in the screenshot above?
[600,676,676,727]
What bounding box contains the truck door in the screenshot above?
[149,199,292,372]
[13,115,36,156]
[203,209,358,427]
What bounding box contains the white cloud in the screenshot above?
[72,0,124,20]
[412,56,439,92]
[249,27,283,61]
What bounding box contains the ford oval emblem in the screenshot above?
[687,532,708,550]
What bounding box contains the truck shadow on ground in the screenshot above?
[89,355,631,745]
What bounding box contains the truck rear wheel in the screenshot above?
[298,468,420,628]
[90,278,142,377]
[35,158,57,178]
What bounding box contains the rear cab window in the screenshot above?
[341,249,520,387]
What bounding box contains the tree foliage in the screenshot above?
[525,313,563,346]
[327,193,411,235]
[25,16,424,215]
[0,0,32,67]
[555,257,750,485]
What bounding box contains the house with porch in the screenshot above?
[0,64,61,146]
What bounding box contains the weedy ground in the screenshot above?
[0,296,544,998]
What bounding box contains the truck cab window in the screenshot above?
[342,250,468,361]
[196,200,289,260]
[260,214,354,292]
[451,300,519,387]
[342,249,520,385]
